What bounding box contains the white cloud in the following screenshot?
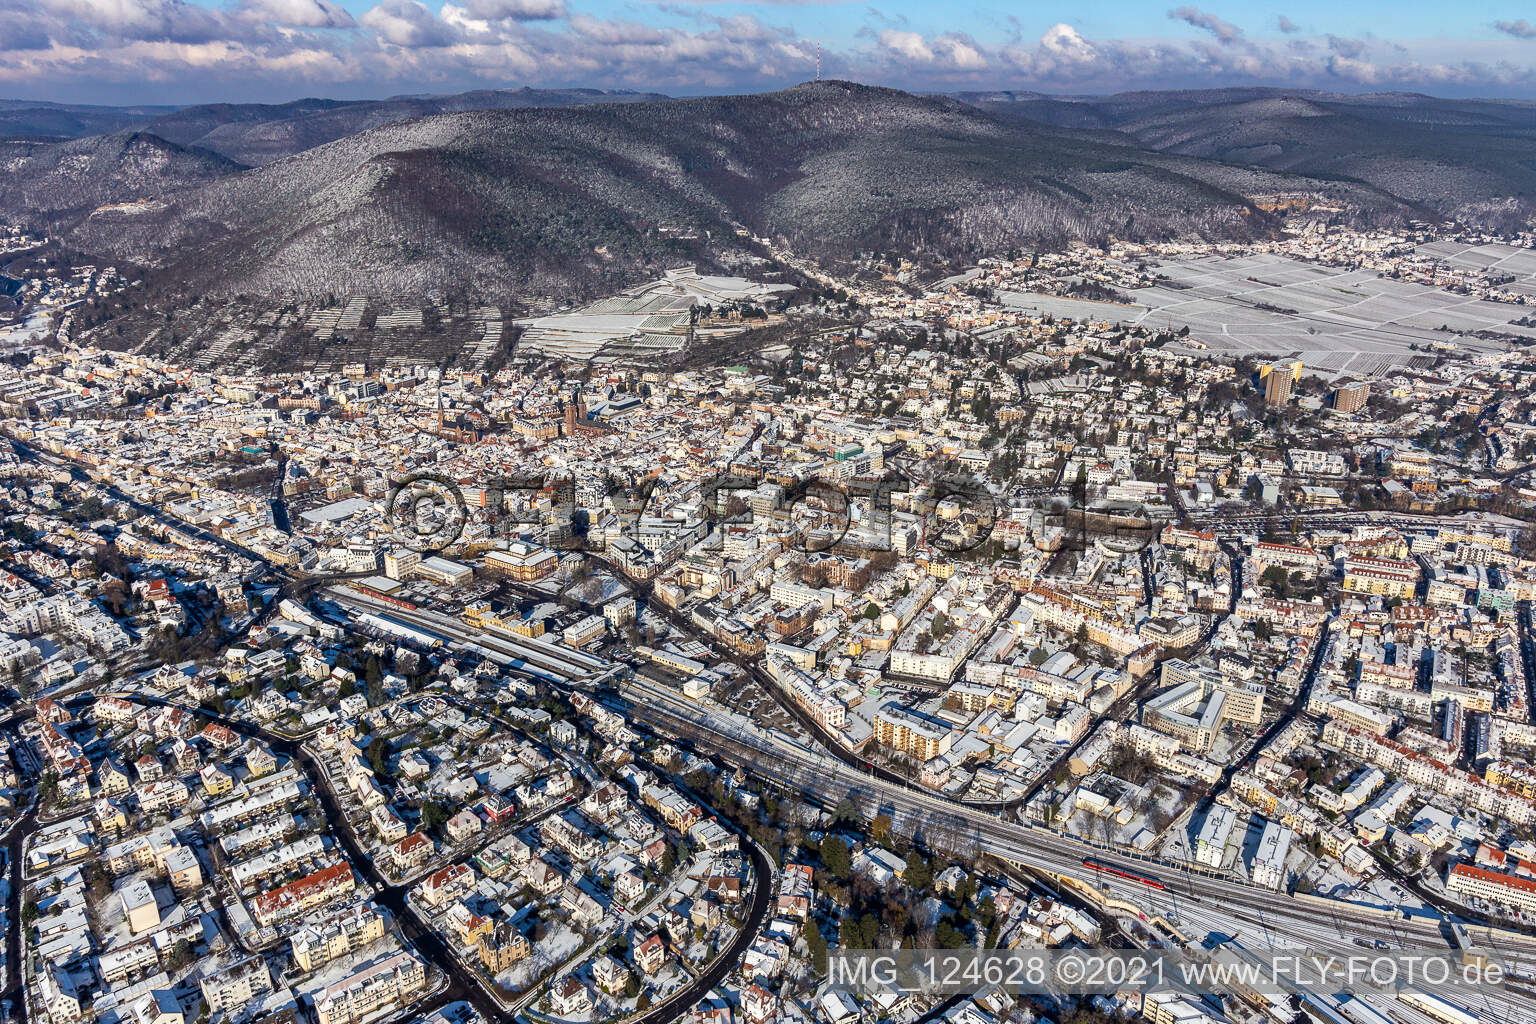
[240,0,354,29]
[877,29,933,62]
[1168,6,1244,45]
[458,0,564,22]
[1,1,1535,104]
[1040,23,1096,63]
[1326,35,1367,59]
[699,14,787,45]
[1325,54,1383,84]
[874,29,987,70]
[359,0,459,48]
[934,34,987,70]
[567,13,667,45]
[38,0,227,43]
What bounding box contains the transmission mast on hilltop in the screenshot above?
[816,44,822,82]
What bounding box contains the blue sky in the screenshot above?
[5,1,1536,105]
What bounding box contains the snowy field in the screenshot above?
[999,291,1148,322]
[1412,240,1536,278]
[1125,252,1536,378]
[516,267,792,361]
[0,311,50,350]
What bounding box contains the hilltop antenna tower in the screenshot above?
[816,44,822,82]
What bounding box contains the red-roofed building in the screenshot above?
[39,721,90,779]
[1324,721,1536,826]
[250,862,355,927]
[743,984,777,1024]
[480,793,517,826]
[199,723,240,749]
[36,697,72,724]
[389,832,433,874]
[417,862,475,907]
[1447,863,1536,913]
[1252,541,1319,570]
[95,697,138,725]
[1474,843,1536,879]
[777,863,813,920]
[634,932,665,975]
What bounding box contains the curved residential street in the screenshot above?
[12,690,774,1024]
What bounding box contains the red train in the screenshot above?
[1083,857,1165,889]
